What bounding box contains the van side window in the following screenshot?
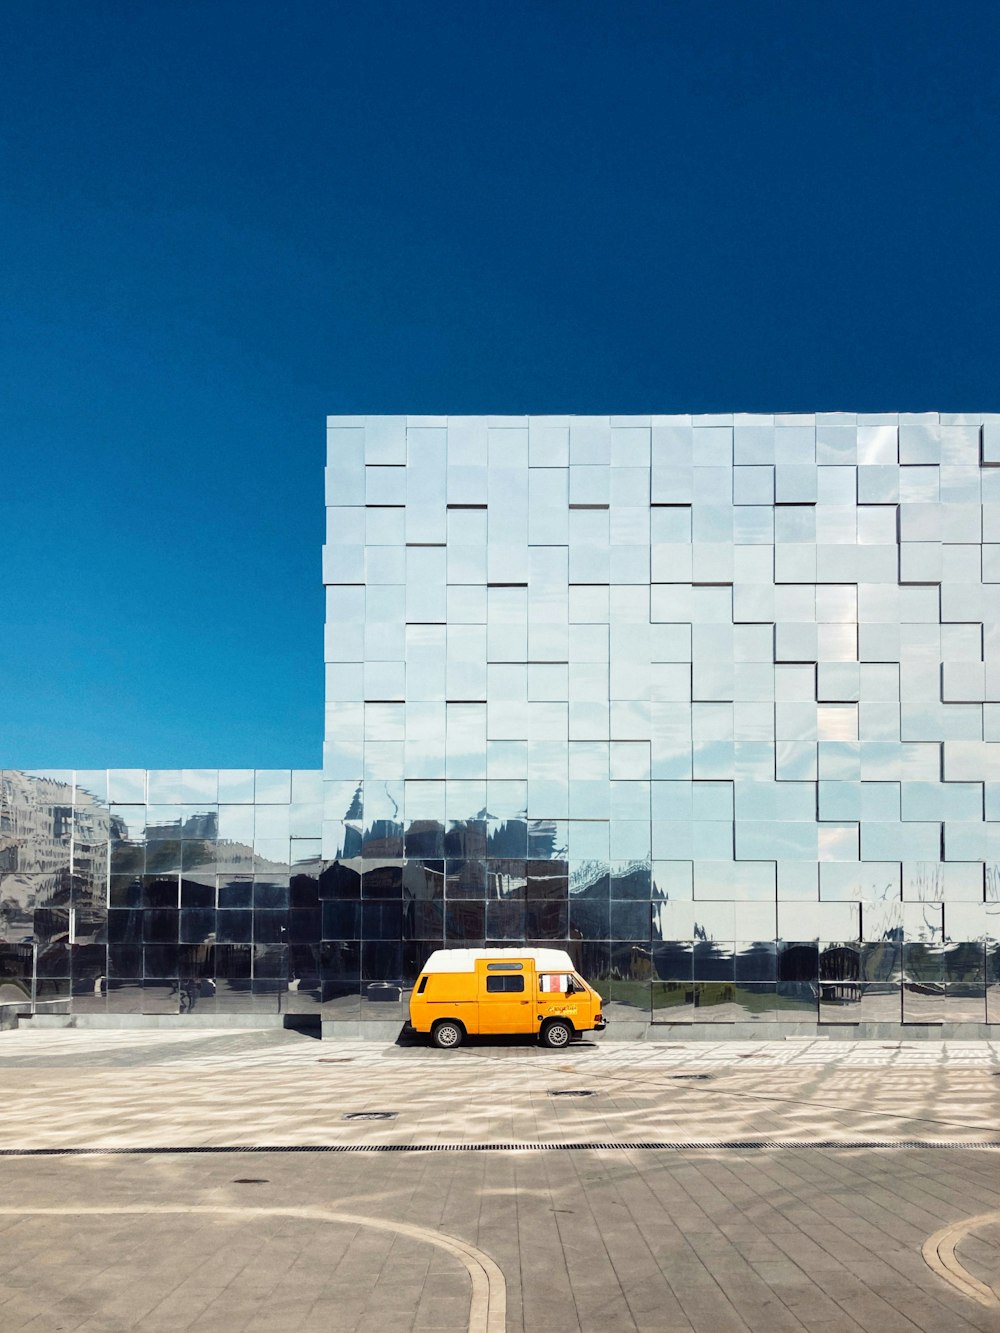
[416,976,428,994]
[486,975,525,993]
[485,962,523,971]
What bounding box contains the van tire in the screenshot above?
[541,1019,573,1049]
[431,1019,464,1050]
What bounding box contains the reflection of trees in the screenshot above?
[819,944,859,983]
[903,941,984,986]
[0,896,24,939]
[486,819,528,859]
[907,864,942,902]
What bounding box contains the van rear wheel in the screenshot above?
[541,1019,573,1049]
[432,1019,464,1050]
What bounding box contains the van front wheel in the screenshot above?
[432,1020,464,1050]
[541,1019,573,1049]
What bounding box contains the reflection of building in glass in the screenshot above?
[4,413,1000,1034]
[0,769,325,1017]
[1,771,77,928]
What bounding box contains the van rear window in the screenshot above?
[486,975,525,993]
[485,962,523,971]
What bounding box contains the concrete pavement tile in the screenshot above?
[508,1294,596,1333]
[412,1294,477,1327]
[243,1317,327,1333]
[723,1303,807,1333]
[833,1295,927,1333]
[850,1255,942,1298]
[373,1266,435,1292]
[798,1223,884,1266]
[352,1322,418,1333]
[729,1239,790,1264]
[669,1299,754,1333]
[775,1289,862,1327]
[613,1273,696,1319]
[564,1275,638,1329]
[408,1272,470,1300]
[22,1318,94,1332]
[745,1258,813,1286]
[887,1298,998,1333]
[798,1323,865,1333]
[138,1317,211,1333]
[71,1321,133,1333]
[323,1308,379,1332]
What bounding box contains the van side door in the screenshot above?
[477,962,533,1035]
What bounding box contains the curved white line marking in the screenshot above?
[922,1210,1000,1308]
[0,1204,506,1332]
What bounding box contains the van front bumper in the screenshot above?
[593,1015,608,1030]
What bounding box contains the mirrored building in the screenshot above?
[320,413,1000,1036]
[4,412,1000,1037]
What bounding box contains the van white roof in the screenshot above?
[420,947,575,974]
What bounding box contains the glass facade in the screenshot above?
[321,413,1000,1029]
[5,411,1000,1032]
[0,768,326,1017]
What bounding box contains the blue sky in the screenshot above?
[2,1,999,767]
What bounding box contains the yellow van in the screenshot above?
[408,947,607,1049]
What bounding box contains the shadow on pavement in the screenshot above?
[282,1014,322,1039]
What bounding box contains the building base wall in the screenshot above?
[644,1022,999,1040]
[0,1004,28,1031]
[6,1013,999,1041]
[18,1013,286,1031]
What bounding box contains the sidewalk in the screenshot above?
[1,1030,999,1331]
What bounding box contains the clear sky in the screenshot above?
[2,1,999,768]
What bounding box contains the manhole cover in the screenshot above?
[342,1111,397,1121]
[547,1090,597,1098]
[670,1074,712,1080]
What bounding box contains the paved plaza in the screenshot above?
[1,1028,1000,1330]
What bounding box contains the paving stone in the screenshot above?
[4,1032,1000,1329]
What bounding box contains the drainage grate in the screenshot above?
[3,1139,999,1157]
[669,1073,712,1080]
[342,1111,397,1121]
[548,1090,597,1098]
[232,1178,269,1184]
